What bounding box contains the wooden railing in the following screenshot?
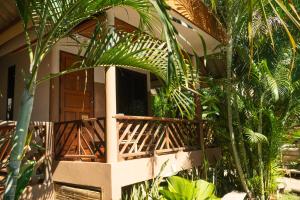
[0,121,49,193]
[53,116,216,162]
[0,122,14,170]
[202,121,217,148]
[54,118,106,162]
[115,115,201,160]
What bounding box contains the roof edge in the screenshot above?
[166,0,227,44]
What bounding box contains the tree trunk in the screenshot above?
[226,32,252,198]
[195,93,207,180]
[258,96,265,200]
[4,88,35,200]
[233,94,249,175]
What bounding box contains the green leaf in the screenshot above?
[160,176,220,200]
[194,179,220,200]
[244,128,268,144]
[160,189,184,200]
[15,0,30,26]
[15,161,36,200]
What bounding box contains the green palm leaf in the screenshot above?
[245,128,268,144]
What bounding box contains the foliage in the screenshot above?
[160,176,220,200]
[201,0,300,198]
[123,176,220,200]
[15,161,35,200]
[244,128,268,145]
[123,161,167,200]
[123,163,219,200]
[152,89,178,118]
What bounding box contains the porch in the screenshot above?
[0,116,220,200]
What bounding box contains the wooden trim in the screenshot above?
[54,117,105,124]
[0,21,23,46]
[114,114,200,123]
[115,18,137,33]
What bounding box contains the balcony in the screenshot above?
[53,115,210,162]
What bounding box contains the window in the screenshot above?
[116,68,148,116]
[6,65,15,120]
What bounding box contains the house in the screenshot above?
[0,0,226,199]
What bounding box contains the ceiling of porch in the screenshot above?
[0,0,225,59]
[0,0,19,33]
[111,6,222,57]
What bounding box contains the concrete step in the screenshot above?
[277,177,300,193]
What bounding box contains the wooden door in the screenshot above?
[60,51,94,121]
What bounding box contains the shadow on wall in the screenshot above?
[147,147,222,180]
[20,183,55,200]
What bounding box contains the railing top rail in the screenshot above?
[53,117,105,124]
[0,121,16,127]
[114,115,201,123]
[0,123,46,130]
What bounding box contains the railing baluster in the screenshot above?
[54,118,106,162]
[78,121,81,157]
[166,123,170,149]
[115,115,209,160]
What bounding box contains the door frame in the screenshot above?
[58,50,95,121]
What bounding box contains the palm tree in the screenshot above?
[5,0,191,199]
[205,0,299,198]
[235,53,300,198]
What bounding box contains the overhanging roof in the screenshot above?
[0,0,227,55]
[166,0,227,43]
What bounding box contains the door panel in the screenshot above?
[60,51,94,121]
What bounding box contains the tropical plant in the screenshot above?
[5,0,194,199]
[241,58,300,198]
[152,89,178,118]
[123,161,168,200]
[160,176,220,200]
[203,0,300,198]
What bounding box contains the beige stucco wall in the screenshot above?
[52,152,200,200]
[0,35,107,122]
[0,48,52,121]
[52,148,221,200]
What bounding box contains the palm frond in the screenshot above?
[245,128,268,144]
[16,0,157,85]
